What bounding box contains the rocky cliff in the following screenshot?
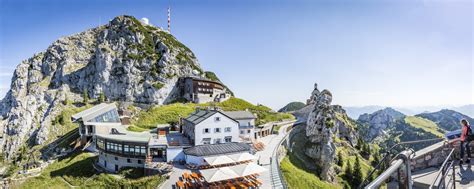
[303,83,359,182]
[0,15,213,160]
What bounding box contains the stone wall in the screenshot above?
[410,139,465,171]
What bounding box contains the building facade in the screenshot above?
[71,103,122,146]
[179,77,230,104]
[223,111,256,142]
[182,109,240,145]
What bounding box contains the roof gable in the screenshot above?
[184,109,238,125]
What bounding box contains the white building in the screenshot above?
[223,111,256,142]
[71,103,122,146]
[182,109,240,145]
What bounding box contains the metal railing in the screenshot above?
[365,150,414,189]
[270,124,295,189]
[430,148,456,189]
[363,138,445,189]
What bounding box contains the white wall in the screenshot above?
[167,148,185,162]
[97,152,145,172]
[194,112,239,145]
[185,155,206,166]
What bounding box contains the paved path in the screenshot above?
[256,123,292,189]
[159,163,188,189]
[413,162,474,189]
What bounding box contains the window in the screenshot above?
[214,138,222,144]
[214,128,221,133]
[203,138,211,145]
[240,130,244,134]
[215,117,221,121]
[224,136,232,143]
[127,159,131,163]
[204,128,210,133]
[247,130,251,134]
[138,160,142,164]
[97,138,105,150]
[114,157,118,161]
[225,127,231,132]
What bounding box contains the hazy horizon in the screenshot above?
[1,0,472,110]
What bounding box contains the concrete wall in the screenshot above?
[97,152,145,172]
[194,112,239,145]
[167,147,185,162]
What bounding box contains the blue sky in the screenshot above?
[0,0,472,110]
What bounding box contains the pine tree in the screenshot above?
[357,137,364,150]
[344,159,353,182]
[371,152,380,167]
[337,151,343,166]
[99,92,106,103]
[82,89,89,104]
[353,156,363,187]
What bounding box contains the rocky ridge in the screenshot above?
[0,15,213,160]
[417,109,474,131]
[357,107,405,141]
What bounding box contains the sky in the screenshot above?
[0,0,473,110]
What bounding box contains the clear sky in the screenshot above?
[0,0,472,110]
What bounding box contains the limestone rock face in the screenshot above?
[358,107,405,141]
[0,15,209,160]
[303,83,359,182]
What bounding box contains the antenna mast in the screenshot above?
[167,4,171,33]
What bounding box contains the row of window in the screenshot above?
[203,127,232,134]
[202,136,232,144]
[240,129,252,134]
[198,88,213,92]
[97,138,147,157]
[197,82,211,86]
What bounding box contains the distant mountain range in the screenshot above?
[344,104,474,119]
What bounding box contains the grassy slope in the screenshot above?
[281,127,373,188]
[278,102,306,112]
[132,97,295,130]
[404,116,444,137]
[16,152,164,189]
[281,156,340,189]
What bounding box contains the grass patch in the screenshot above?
[16,152,164,189]
[281,156,340,189]
[404,116,444,137]
[126,125,150,132]
[132,103,198,129]
[131,97,295,130]
[152,82,165,90]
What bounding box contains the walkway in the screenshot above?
[159,163,188,189]
[255,123,292,189]
[413,162,474,189]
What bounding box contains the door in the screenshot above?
[115,164,119,172]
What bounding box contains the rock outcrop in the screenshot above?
[303,83,359,182]
[0,15,214,160]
